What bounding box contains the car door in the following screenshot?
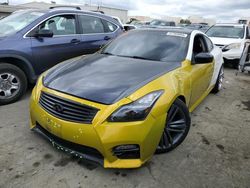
[29,14,83,74]
[204,35,223,88]
[77,14,118,54]
[189,34,214,107]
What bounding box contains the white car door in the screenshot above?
[204,35,224,88]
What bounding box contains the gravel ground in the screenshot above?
[0,68,250,188]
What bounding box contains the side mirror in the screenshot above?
[35,29,53,38]
[194,52,214,64]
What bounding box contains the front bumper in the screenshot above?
[30,87,166,168]
[222,49,242,61]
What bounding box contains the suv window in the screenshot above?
[79,15,104,34]
[102,19,117,33]
[204,36,214,52]
[193,35,208,55]
[39,15,76,36]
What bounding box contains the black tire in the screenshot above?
[156,99,191,153]
[211,66,224,94]
[0,63,27,105]
[224,59,238,69]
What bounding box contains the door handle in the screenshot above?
[104,36,111,41]
[71,39,81,44]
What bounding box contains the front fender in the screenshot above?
[0,53,37,83]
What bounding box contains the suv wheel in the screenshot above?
[0,63,27,105]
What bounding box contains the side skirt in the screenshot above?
[189,85,214,113]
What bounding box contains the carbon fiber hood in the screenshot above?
[43,54,180,104]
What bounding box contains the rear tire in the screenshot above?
[212,66,224,93]
[156,99,191,153]
[0,63,27,105]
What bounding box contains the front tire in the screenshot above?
[156,99,191,153]
[0,63,27,105]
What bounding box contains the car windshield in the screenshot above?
[101,30,189,62]
[0,10,44,37]
[206,25,245,39]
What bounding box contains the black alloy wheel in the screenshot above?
[156,99,191,153]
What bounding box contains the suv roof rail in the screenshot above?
[49,6,81,10]
[91,10,105,14]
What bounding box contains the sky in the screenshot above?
[1,0,250,22]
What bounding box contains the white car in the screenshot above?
[206,24,250,66]
[112,16,137,31]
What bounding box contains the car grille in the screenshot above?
[39,92,99,124]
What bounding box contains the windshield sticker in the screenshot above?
[166,32,188,38]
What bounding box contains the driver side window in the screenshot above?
[40,15,76,36]
[28,14,77,37]
[193,35,208,56]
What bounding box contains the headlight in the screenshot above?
[108,90,164,122]
[222,43,241,51]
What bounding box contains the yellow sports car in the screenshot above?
[30,29,224,168]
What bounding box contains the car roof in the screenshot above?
[214,23,246,27]
[19,8,119,25]
[137,27,194,35]
[49,8,114,19]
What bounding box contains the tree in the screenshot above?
[180,19,191,24]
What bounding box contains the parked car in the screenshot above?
[123,24,137,31]
[185,23,210,33]
[239,42,250,73]
[149,19,176,27]
[112,16,123,26]
[112,16,136,31]
[206,23,250,67]
[30,28,223,168]
[126,19,148,26]
[238,18,250,26]
[0,7,123,105]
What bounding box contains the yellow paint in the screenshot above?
[30,58,215,168]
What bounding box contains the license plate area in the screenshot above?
[41,114,62,137]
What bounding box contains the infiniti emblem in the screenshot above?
[53,103,64,113]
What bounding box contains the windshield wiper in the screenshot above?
[117,55,153,60]
[130,56,150,60]
[101,53,155,61]
[100,52,115,56]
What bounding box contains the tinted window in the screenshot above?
[206,25,244,39]
[102,20,117,32]
[193,35,208,55]
[101,30,189,62]
[79,15,104,34]
[204,36,214,52]
[38,15,76,35]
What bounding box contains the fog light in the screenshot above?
[113,144,140,159]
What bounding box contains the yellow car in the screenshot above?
[30,29,224,168]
